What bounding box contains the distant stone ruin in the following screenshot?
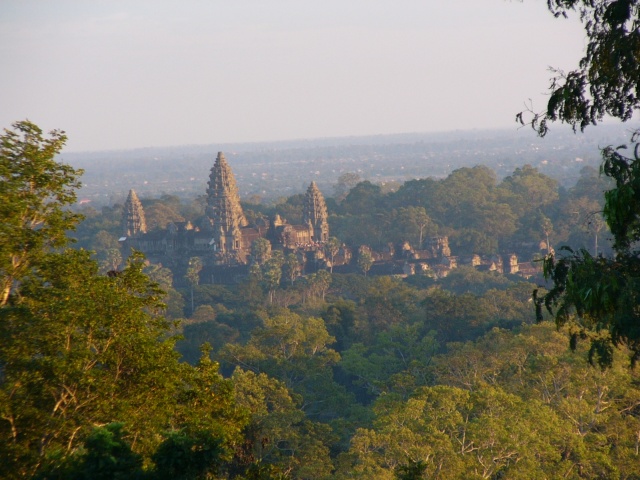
[204,152,256,264]
[119,151,539,283]
[122,189,147,238]
[120,152,330,274]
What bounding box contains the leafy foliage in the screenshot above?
[0,250,179,476]
[35,423,144,480]
[538,144,640,366]
[0,120,83,306]
[518,0,640,135]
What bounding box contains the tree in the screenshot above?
[422,289,495,344]
[143,200,184,231]
[334,172,361,201]
[329,213,387,250]
[449,228,498,257]
[340,324,438,398]
[324,237,341,273]
[177,306,241,365]
[274,193,305,225]
[540,212,554,254]
[151,345,249,479]
[356,277,423,339]
[322,299,358,351]
[339,384,578,480]
[230,369,334,479]
[518,0,640,136]
[537,145,640,366]
[438,166,498,226]
[263,250,284,304]
[340,181,384,215]
[389,207,434,248]
[144,262,174,290]
[283,253,301,286]
[151,429,225,480]
[251,237,272,266]
[93,230,120,253]
[433,166,518,249]
[498,165,559,218]
[524,0,640,364]
[99,247,122,274]
[520,3,640,365]
[0,121,83,306]
[312,269,332,302]
[185,256,203,315]
[35,423,144,480]
[220,311,347,421]
[588,209,606,256]
[0,123,282,478]
[357,247,373,277]
[395,461,428,480]
[389,178,440,211]
[437,265,513,296]
[429,323,640,478]
[0,250,180,477]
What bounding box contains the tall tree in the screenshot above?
[538,145,640,366]
[144,262,174,290]
[230,369,334,479]
[498,165,559,218]
[99,247,122,274]
[283,253,301,286]
[540,212,554,253]
[220,311,347,422]
[185,256,203,315]
[312,269,332,302]
[0,251,176,477]
[525,2,640,365]
[357,248,373,277]
[389,207,434,248]
[0,121,82,306]
[334,172,361,201]
[251,237,272,266]
[263,250,284,304]
[339,384,579,479]
[340,181,384,215]
[324,237,341,273]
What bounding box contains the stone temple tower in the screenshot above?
[122,189,147,237]
[206,152,248,254]
[303,181,329,242]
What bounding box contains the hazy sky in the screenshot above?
[0,1,586,152]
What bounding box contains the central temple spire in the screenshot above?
[122,189,147,237]
[206,152,247,254]
[303,181,329,242]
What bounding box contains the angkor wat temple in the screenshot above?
[120,152,330,281]
[120,151,536,284]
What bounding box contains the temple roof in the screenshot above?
[303,181,328,227]
[206,151,248,233]
[122,189,147,237]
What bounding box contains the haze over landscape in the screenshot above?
[1,0,586,152]
[8,1,640,478]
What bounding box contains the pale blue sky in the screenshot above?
[0,1,585,151]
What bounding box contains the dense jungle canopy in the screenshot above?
[3,1,640,478]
